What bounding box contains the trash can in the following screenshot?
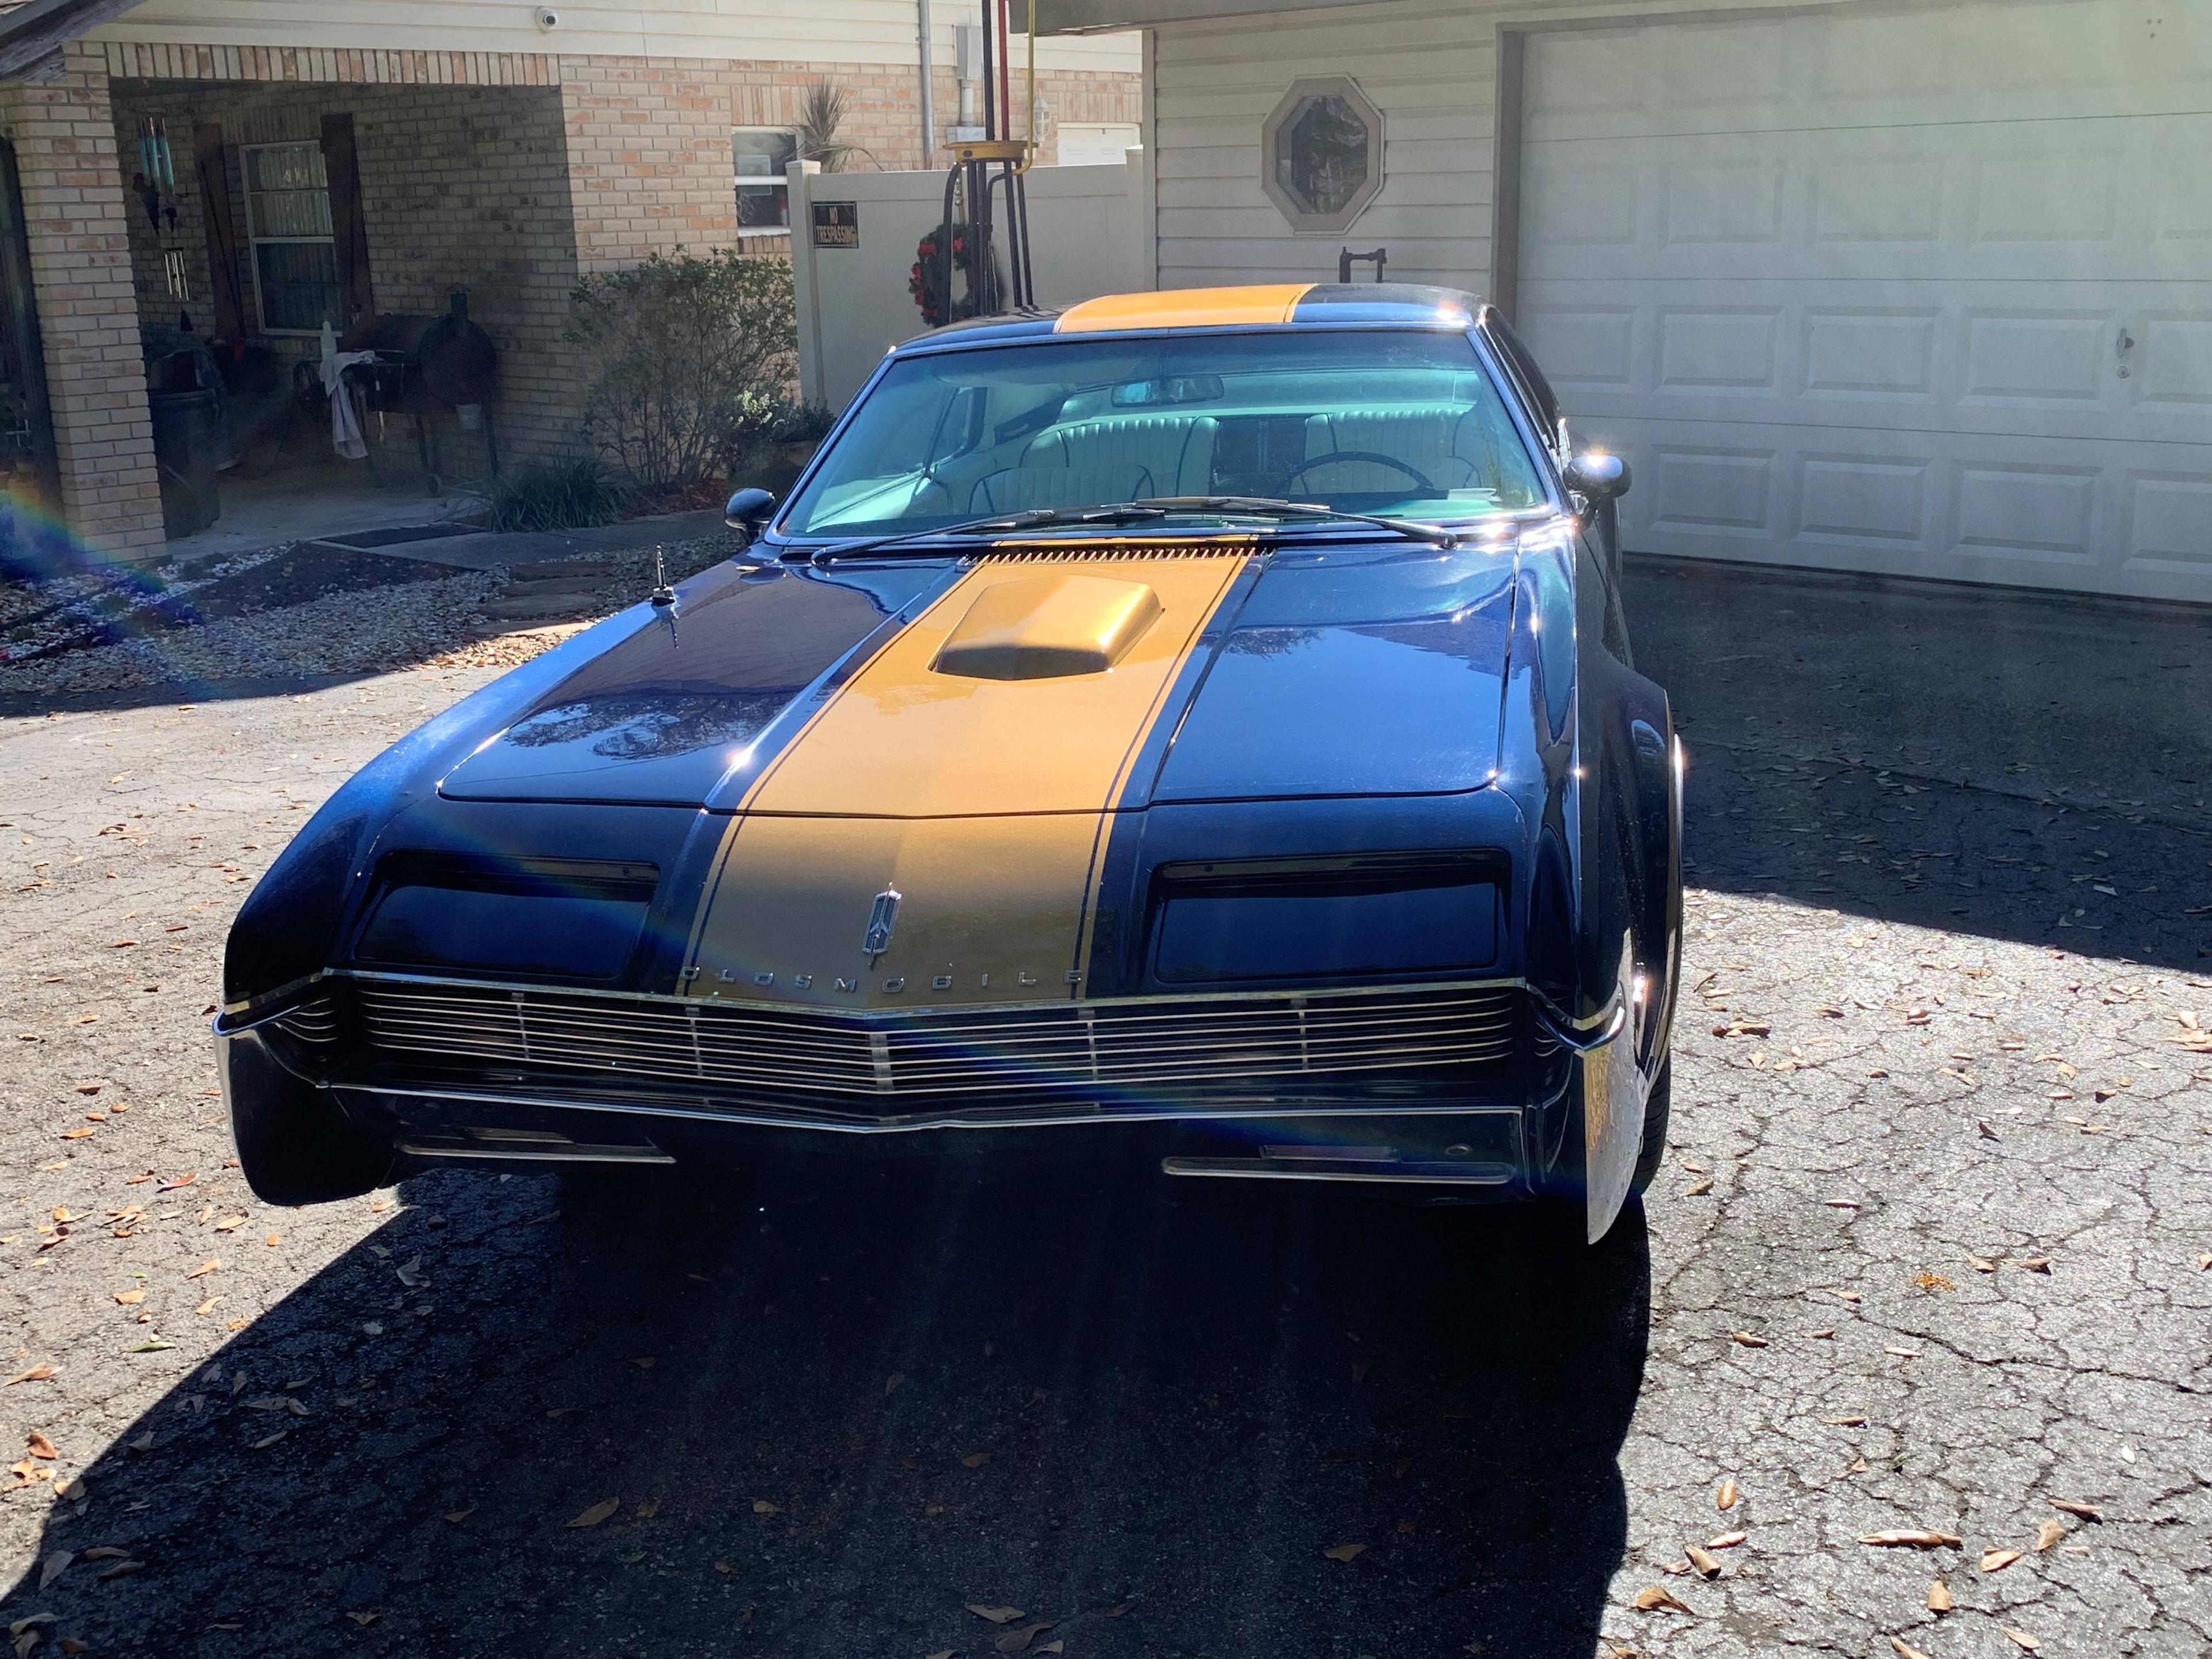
[149,386,222,537]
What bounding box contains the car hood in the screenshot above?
[437,544,1518,810]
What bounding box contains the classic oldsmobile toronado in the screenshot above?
[217,283,1682,1243]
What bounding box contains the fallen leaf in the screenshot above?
[1706,1531,1747,1549]
[1858,1529,1961,1548]
[2049,1499,2103,1522]
[1683,1177,1713,1196]
[184,1259,219,1279]
[1684,1544,1722,1578]
[1971,1257,1998,1272]
[346,1612,379,1627]
[995,1622,1055,1653]
[193,1297,222,1316]
[2014,1256,2052,1274]
[1729,1331,1768,1348]
[95,1559,143,1580]
[566,1497,619,1528]
[884,1372,904,1396]
[961,1451,993,1468]
[1824,1415,1868,1427]
[967,1605,1025,1624]
[157,1172,196,1191]
[1322,1543,1368,1562]
[59,1127,93,1141]
[1891,1638,1934,1659]
[2001,1629,2041,1652]
[1633,1586,1691,1613]
[264,1233,282,1248]
[249,1430,284,1449]
[37,1550,71,1589]
[752,1499,781,1515]
[1715,1478,1738,1510]
[1035,1645,1063,1656]
[127,1432,153,1452]
[26,1432,56,1460]
[633,1499,660,1518]
[396,1255,426,1288]
[81,1546,131,1560]
[2033,1518,2066,1551]
[1926,1579,1953,1612]
[127,1339,173,1354]
[1982,1547,2022,1572]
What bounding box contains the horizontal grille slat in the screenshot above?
[350,977,1522,1105]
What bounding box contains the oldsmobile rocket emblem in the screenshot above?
[862,886,902,965]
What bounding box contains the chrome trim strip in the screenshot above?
[340,966,1524,1017]
[1160,1156,1517,1185]
[346,1080,1530,1135]
[1526,988,1627,1052]
[394,1138,675,1166]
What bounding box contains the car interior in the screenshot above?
[783,339,1550,537]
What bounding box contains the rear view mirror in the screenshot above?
[724,487,777,545]
[1562,452,1630,502]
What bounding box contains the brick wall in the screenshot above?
[0,46,165,562]
[63,39,1141,521]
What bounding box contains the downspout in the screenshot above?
[916,0,937,169]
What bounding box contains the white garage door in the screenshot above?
[1514,0,2212,602]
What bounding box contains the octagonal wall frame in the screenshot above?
[1260,74,1385,236]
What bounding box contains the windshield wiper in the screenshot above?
[1123,496,1468,548]
[804,503,1171,564]
[800,493,1469,566]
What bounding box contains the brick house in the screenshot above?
[0,0,1139,562]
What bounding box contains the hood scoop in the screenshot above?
[930,573,1161,681]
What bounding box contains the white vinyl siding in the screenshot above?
[1154,1,1490,288]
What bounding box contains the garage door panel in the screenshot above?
[1523,118,2212,285]
[1518,281,2210,447]
[1521,0,2211,600]
[2126,473,2212,575]
[1586,418,2212,599]
[1524,1,2212,142]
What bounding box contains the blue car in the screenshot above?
[217,283,1682,1243]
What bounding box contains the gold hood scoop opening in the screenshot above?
[930,573,1163,681]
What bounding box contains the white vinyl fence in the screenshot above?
[787,153,1152,411]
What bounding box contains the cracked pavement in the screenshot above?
[1,558,2207,1657]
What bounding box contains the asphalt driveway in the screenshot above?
[1,556,2207,1658]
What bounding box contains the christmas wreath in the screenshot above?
[909,221,1003,327]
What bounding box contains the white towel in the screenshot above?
[320,349,378,460]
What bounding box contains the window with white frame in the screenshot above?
[733,128,797,228]
[243,141,340,335]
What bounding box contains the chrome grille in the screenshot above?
[352,978,1519,1100]
[274,994,339,1045]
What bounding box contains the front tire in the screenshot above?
[1627,1054,1672,1198]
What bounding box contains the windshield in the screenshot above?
[778,328,1548,539]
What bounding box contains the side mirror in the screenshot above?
[1562,451,1630,502]
[724,487,777,545]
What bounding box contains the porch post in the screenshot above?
[0,42,164,563]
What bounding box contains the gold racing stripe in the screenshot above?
[1055,284,1313,334]
[681,552,1247,1009]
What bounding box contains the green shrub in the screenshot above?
[568,249,798,494]
[485,456,628,532]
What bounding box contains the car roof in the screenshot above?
[893,283,1488,353]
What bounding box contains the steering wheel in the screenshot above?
[1273,450,1440,495]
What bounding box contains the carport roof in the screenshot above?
[0,0,146,78]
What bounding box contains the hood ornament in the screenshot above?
[862,887,902,965]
